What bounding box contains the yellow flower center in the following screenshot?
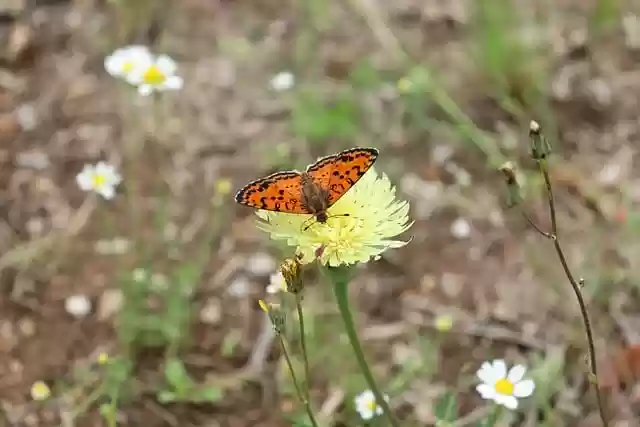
[495,379,514,395]
[92,173,106,188]
[122,60,134,73]
[142,65,166,85]
[366,399,377,411]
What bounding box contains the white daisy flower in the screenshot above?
[476,359,535,410]
[354,389,390,420]
[30,381,51,401]
[270,71,295,91]
[126,54,183,96]
[76,162,122,200]
[256,168,412,267]
[104,45,153,79]
[266,271,287,294]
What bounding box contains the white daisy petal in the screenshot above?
[138,84,153,96]
[156,54,177,74]
[476,384,496,400]
[513,379,535,397]
[492,359,507,379]
[164,75,183,90]
[495,394,518,410]
[104,54,123,76]
[477,362,497,383]
[507,364,526,383]
[76,167,94,191]
[99,186,116,200]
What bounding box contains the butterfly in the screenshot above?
[234,147,379,224]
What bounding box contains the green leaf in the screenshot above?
[196,386,224,403]
[291,92,359,142]
[157,390,177,403]
[164,359,193,391]
[434,391,458,423]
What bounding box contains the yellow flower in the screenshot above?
[397,77,413,93]
[434,314,454,332]
[97,352,109,365]
[30,381,51,401]
[215,178,232,196]
[255,168,412,267]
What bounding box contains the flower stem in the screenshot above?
[483,405,503,427]
[278,336,320,427]
[327,267,400,427]
[295,295,311,399]
[536,158,608,427]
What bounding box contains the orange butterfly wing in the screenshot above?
[306,147,378,205]
[234,171,308,214]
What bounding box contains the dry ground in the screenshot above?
[1,0,640,426]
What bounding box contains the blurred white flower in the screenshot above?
[450,217,471,239]
[270,71,295,91]
[65,295,92,318]
[354,389,389,420]
[76,162,122,200]
[104,45,152,79]
[476,359,535,410]
[126,54,183,96]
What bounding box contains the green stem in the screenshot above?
[278,336,320,427]
[483,405,503,427]
[295,296,311,399]
[328,267,400,427]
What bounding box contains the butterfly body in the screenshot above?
[299,172,330,223]
[235,147,379,223]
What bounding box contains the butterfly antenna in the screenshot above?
[301,213,354,232]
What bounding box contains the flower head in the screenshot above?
[354,389,389,420]
[76,162,122,200]
[30,381,51,401]
[476,359,535,410]
[256,168,412,267]
[104,45,153,79]
[126,54,183,96]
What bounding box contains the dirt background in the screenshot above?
[1,0,640,426]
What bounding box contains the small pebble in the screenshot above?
[228,276,251,297]
[450,217,471,239]
[270,71,295,91]
[247,252,276,276]
[432,144,454,165]
[200,300,222,325]
[623,14,640,50]
[65,295,92,318]
[98,289,123,320]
